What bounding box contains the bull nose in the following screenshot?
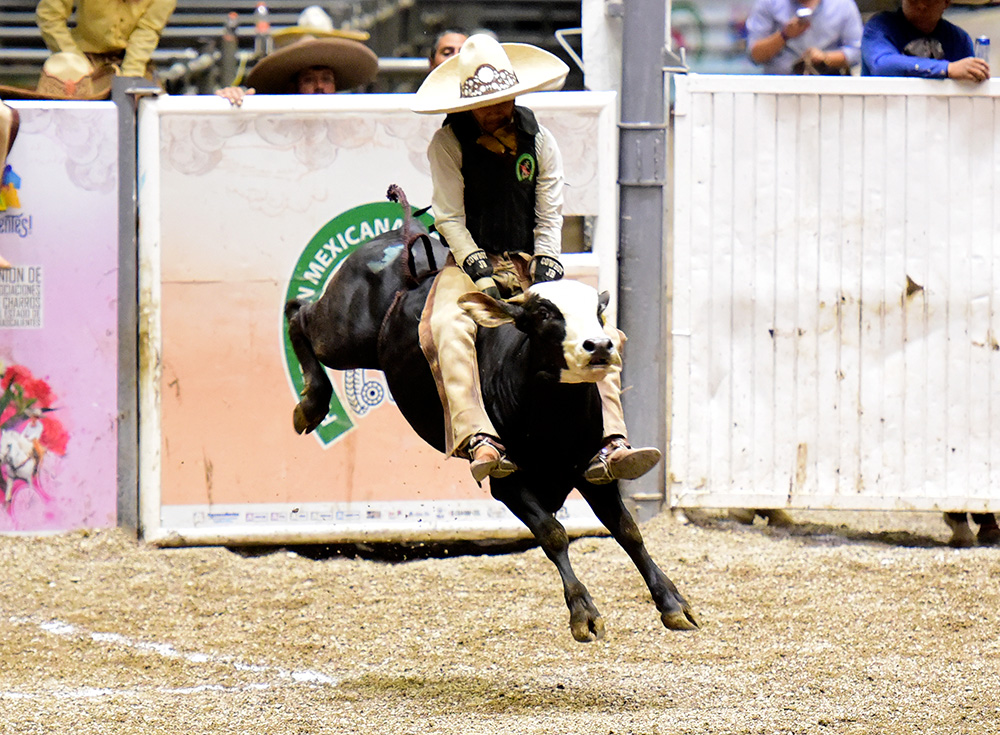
[583,337,614,364]
[583,337,612,353]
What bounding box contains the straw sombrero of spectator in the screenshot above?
[411,34,568,114]
[245,6,379,93]
[0,52,113,101]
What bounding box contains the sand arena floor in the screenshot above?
[1,508,998,734]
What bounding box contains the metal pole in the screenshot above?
[113,76,160,533]
[618,0,668,521]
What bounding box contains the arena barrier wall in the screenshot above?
[670,74,1000,514]
[136,91,619,546]
[0,102,120,533]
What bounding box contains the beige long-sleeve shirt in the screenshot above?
[427,120,565,267]
[37,0,177,78]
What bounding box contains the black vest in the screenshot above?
[443,105,539,255]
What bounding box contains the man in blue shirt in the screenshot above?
[746,0,863,75]
[862,0,989,81]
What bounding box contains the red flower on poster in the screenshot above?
[0,363,69,509]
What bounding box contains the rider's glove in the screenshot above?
[462,250,501,299]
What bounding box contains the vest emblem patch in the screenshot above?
[515,153,537,183]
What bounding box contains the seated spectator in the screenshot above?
[216,7,378,107]
[428,30,468,72]
[35,0,177,92]
[747,0,862,75]
[862,0,989,81]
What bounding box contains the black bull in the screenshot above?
[285,187,698,641]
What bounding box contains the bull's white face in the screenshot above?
[528,281,622,384]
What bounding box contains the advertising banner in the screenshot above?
[0,102,119,532]
[138,92,618,545]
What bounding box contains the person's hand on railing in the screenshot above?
[215,86,255,107]
[947,57,990,83]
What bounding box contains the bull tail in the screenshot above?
[386,183,417,244]
[284,298,304,323]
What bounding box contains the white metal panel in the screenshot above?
[671,75,1000,512]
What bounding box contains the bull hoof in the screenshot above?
[293,404,323,435]
[570,611,606,642]
[661,608,700,631]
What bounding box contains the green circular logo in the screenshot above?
[515,153,537,182]
[282,201,434,446]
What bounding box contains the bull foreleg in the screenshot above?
[578,482,700,632]
[492,480,605,642]
[285,300,334,434]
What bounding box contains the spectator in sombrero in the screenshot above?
[216,6,379,107]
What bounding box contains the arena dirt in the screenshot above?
[1,508,997,734]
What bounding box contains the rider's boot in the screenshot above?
[468,434,517,485]
[583,435,661,485]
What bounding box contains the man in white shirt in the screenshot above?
[746,0,862,75]
[411,34,660,485]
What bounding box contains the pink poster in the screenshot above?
[0,102,119,531]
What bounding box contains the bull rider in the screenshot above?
[411,34,662,485]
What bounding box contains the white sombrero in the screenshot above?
[269,5,371,45]
[0,52,113,101]
[246,6,377,93]
[412,34,568,114]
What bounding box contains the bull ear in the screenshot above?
[458,291,523,328]
[598,290,611,315]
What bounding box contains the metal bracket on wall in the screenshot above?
[618,121,668,188]
[554,28,585,74]
[663,46,688,74]
[123,86,163,98]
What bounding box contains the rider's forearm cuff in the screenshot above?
[531,254,564,283]
[462,250,494,282]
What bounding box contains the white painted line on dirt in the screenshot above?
[3,615,338,700]
[1,683,271,701]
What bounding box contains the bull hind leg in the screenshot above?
[285,300,333,434]
[492,480,605,642]
[578,482,700,632]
